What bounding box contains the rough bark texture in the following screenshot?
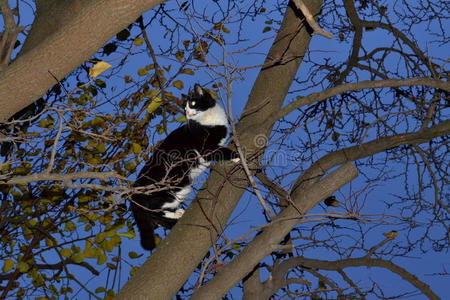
[190,164,358,300]
[115,1,323,299]
[0,0,165,122]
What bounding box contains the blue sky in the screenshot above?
[2,0,449,299]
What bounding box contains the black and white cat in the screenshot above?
[131,84,238,250]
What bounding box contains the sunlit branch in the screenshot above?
[267,78,450,125]
[293,119,450,193]
[292,0,333,38]
[189,163,358,300]
[0,0,24,70]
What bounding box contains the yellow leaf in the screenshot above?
[137,68,148,76]
[60,248,72,258]
[383,230,398,239]
[145,90,160,99]
[129,266,139,276]
[128,251,142,259]
[118,230,136,239]
[2,259,14,272]
[134,37,144,46]
[222,26,231,33]
[124,161,136,172]
[172,80,184,90]
[131,143,142,155]
[17,261,29,273]
[71,254,84,263]
[147,97,163,114]
[89,61,112,78]
[97,252,107,265]
[154,235,162,246]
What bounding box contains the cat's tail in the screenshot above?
[131,202,158,251]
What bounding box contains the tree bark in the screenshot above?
[189,163,358,300]
[0,0,165,122]
[115,1,323,299]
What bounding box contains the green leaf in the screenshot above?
[95,286,106,293]
[117,230,136,239]
[129,266,139,276]
[124,161,136,172]
[17,261,29,273]
[134,37,144,46]
[172,80,184,90]
[128,251,143,259]
[174,115,187,123]
[147,97,163,114]
[2,259,14,272]
[71,254,84,263]
[60,248,72,258]
[97,252,107,265]
[137,68,148,76]
[131,143,142,155]
[64,222,76,232]
[94,79,106,88]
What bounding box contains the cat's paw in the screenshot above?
[231,157,240,164]
[164,208,185,219]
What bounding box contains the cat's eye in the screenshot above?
[190,100,196,106]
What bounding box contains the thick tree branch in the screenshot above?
[266,78,450,125]
[115,1,324,299]
[189,163,358,300]
[293,119,450,193]
[0,0,166,122]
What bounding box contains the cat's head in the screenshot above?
[183,84,217,122]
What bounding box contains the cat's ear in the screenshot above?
[194,84,204,97]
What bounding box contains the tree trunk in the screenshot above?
[115,1,323,299]
[0,0,165,122]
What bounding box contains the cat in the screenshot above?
[131,84,239,250]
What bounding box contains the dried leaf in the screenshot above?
[89,61,112,78]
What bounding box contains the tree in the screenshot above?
[1,0,449,299]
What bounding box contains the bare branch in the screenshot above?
[0,0,24,70]
[278,255,440,300]
[292,0,333,38]
[267,78,450,125]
